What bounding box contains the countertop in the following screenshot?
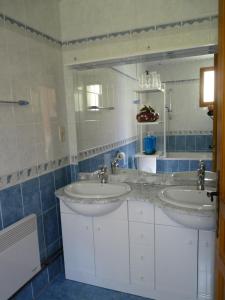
[56,169,216,218]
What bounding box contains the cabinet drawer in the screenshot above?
[130,244,154,287]
[128,201,154,223]
[129,222,154,246]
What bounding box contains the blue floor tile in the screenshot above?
[38,274,153,300]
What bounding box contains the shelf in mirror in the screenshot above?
[135,152,162,158]
[134,88,165,93]
[137,121,163,125]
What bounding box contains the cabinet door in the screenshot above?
[129,222,154,288]
[128,201,154,223]
[155,225,198,298]
[198,230,215,299]
[130,244,154,288]
[61,213,95,279]
[93,218,129,284]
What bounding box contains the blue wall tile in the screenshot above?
[43,207,59,247]
[48,256,62,282]
[78,141,137,173]
[178,160,190,172]
[47,240,60,258]
[40,173,56,212]
[156,159,166,173]
[71,165,79,182]
[196,135,208,151]
[21,178,41,217]
[0,203,3,230]
[190,160,199,171]
[175,135,186,152]
[186,136,196,152]
[166,160,179,172]
[14,282,33,300]
[54,167,68,189]
[0,166,71,300]
[205,160,212,171]
[66,165,72,184]
[37,215,46,262]
[32,268,49,298]
[163,134,212,152]
[167,135,175,152]
[206,135,213,150]
[0,185,23,228]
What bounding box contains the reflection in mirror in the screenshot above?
[73,54,214,173]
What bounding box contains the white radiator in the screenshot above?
[0,214,41,300]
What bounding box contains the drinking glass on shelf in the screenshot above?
[138,74,145,89]
[151,72,158,89]
[145,71,152,89]
[156,74,161,89]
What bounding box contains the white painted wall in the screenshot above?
[0,1,69,177]
[73,67,137,152]
[59,0,218,41]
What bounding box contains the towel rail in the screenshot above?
[0,100,29,106]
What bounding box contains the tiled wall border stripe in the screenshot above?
[78,136,137,161]
[0,13,62,47]
[62,14,218,46]
[153,130,212,135]
[0,156,70,191]
[0,12,218,48]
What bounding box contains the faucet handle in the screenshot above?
[199,160,206,169]
[98,165,107,172]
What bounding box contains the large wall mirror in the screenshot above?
[72,52,214,172]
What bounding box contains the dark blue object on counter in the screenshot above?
[143,135,156,154]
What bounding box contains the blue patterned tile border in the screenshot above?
[0,13,61,47]
[0,12,218,48]
[62,14,218,47]
[78,140,137,172]
[78,136,137,161]
[0,156,70,191]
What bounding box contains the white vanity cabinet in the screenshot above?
[60,202,95,280]
[155,224,198,299]
[128,201,155,290]
[60,198,215,300]
[155,206,198,299]
[93,203,129,284]
[60,200,130,287]
[198,230,215,299]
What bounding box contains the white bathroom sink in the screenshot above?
[159,186,216,210]
[64,181,131,199]
[159,186,216,230]
[62,181,131,217]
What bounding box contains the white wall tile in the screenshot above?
[0,2,69,177]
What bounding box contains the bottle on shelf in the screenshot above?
[143,133,156,155]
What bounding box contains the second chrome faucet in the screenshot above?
[97,166,108,183]
[197,160,206,190]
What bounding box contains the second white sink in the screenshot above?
[159,186,216,210]
[158,186,216,230]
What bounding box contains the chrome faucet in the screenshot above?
[98,166,108,183]
[111,158,119,174]
[197,160,206,190]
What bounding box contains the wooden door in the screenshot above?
[215,0,225,298]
